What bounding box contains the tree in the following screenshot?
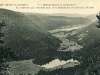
[96,11,100,28]
[0,20,16,75]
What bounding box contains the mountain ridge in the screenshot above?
[24,13,92,30]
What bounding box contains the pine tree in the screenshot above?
[96,11,100,28]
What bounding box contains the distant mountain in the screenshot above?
[0,9,60,61]
[24,13,87,17]
[86,14,97,22]
[50,13,87,17]
[24,13,92,30]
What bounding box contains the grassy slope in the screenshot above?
[9,60,42,75]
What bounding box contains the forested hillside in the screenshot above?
[0,9,60,61]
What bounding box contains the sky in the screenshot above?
[0,0,100,14]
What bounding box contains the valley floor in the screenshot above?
[9,25,87,75]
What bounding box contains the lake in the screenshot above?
[41,58,79,69]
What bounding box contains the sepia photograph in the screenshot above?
[0,0,100,75]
